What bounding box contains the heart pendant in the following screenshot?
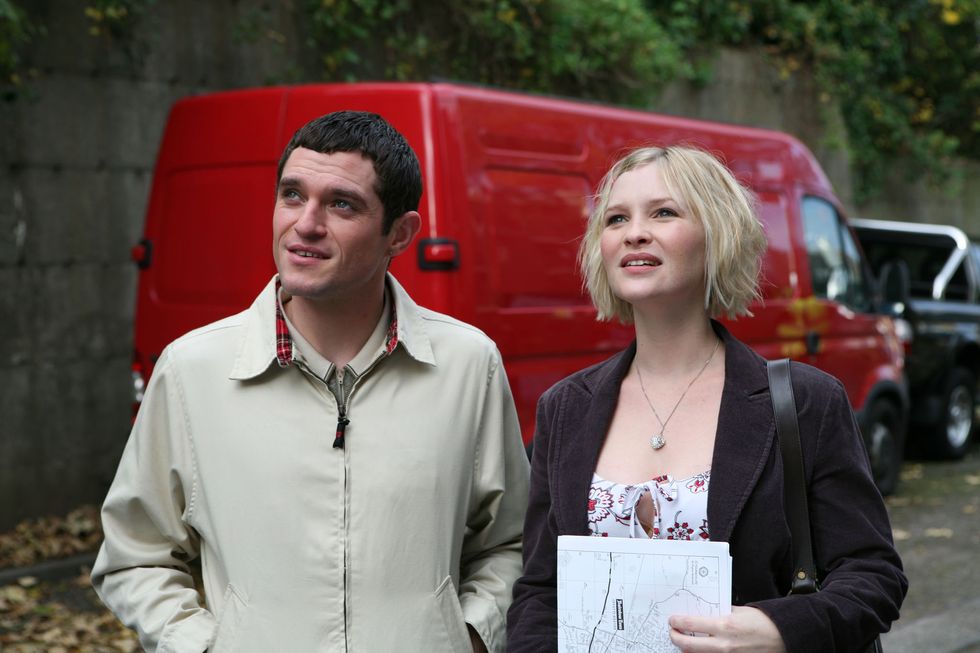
[650,434,666,450]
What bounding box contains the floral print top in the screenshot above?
[587,470,711,540]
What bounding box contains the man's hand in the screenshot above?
[467,624,488,653]
[668,606,786,652]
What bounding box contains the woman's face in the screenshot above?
[599,162,707,312]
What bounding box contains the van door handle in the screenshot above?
[805,331,820,355]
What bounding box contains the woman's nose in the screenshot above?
[624,219,651,245]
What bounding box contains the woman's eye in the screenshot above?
[606,214,627,225]
[655,207,678,218]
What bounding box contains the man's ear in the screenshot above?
[387,211,422,258]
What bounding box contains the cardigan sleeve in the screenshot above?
[750,368,908,653]
[506,383,564,652]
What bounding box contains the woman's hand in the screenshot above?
[668,606,786,652]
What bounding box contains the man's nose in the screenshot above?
[294,203,327,238]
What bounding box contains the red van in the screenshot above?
[130,82,908,492]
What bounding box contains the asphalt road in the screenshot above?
[880,443,980,653]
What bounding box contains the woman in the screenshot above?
[506,146,906,652]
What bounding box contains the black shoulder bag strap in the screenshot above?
[766,358,819,595]
[767,358,884,653]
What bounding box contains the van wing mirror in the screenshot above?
[878,260,911,315]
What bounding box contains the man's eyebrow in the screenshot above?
[277,176,302,192]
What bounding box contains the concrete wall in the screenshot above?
[0,0,314,529]
[1,1,977,528]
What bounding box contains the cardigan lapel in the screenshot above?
[551,321,776,543]
[706,323,776,543]
[555,343,636,536]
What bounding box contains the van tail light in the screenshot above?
[131,238,153,269]
[417,238,459,271]
[131,352,146,421]
[893,317,914,358]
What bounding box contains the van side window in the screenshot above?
[801,197,872,312]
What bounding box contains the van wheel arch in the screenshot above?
[864,398,904,496]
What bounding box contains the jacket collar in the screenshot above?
[558,320,775,541]
[229,273,435,381]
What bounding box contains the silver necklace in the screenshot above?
[636,338,720,451]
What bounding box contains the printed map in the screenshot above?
[557,536,731,653]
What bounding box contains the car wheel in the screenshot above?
[865,400,903,496]
[927,366,976,459]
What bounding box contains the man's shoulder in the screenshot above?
[161,310,249,365]
[412,305,497,352]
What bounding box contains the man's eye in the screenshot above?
[333,199,352,210]
[282,189,301,201]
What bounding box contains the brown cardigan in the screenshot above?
[507,321,906,653]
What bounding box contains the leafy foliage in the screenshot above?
[0,0,977,198]
[306,0,979,200]
[305,0,686,106]
[0,0,34,87]
[649,0,980,199]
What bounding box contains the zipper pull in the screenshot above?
[333,414,350,449]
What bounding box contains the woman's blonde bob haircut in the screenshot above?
[579,145,767,323]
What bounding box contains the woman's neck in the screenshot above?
[631,307,719,376]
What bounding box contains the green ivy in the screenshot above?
[305,0,978,201]
[305,0,686,106]
[1,0,976,201]
[649,0,979,200]
[0,0,33,87]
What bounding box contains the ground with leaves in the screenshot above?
[0,446,977,650]
[884,446,980,624]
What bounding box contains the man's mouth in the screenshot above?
[290,246,326,259]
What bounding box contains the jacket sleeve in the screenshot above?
[751,371,908,653]
[91,349,215,653]
[457,349,531,653]
[506,383,562,652]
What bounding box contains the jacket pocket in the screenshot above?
[210,583,247,653]
[434,575,471,652]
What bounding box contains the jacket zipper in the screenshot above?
[298,353,390,652]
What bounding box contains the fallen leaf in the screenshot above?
[17,576,37,588]
[925,527,954,538]
[892,528,910,541]
[964,475,980,486]
[900,464,924,481]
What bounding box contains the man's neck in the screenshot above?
[283,286,387,370]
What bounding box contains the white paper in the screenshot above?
[557,535,732,653]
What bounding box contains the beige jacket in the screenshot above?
[92,275,529,652]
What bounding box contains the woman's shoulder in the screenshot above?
[786,359,847,399]
[539,345,634,406]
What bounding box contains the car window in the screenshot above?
[801,197,872,312]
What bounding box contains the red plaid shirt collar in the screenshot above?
[274,280,399,368]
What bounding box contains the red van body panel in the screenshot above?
[132,82,905,448]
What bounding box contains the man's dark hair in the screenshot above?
[277,111,423,234]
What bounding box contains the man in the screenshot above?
[92,111,530,652]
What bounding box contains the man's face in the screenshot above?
[273,147,402,305]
